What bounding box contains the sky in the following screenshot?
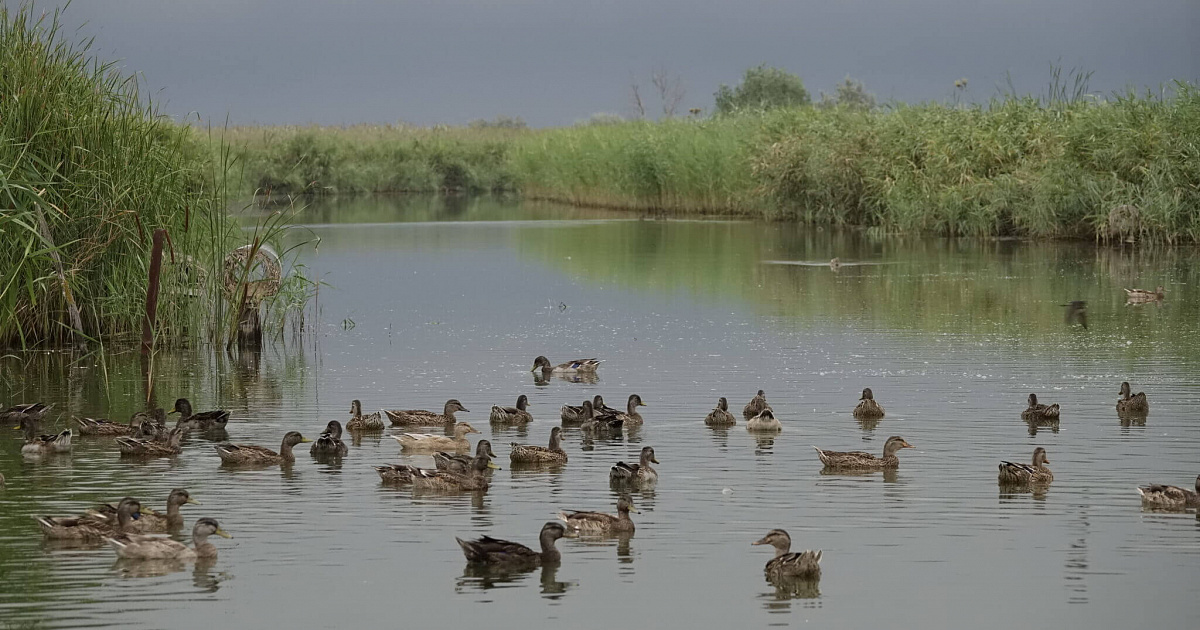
[31,0,1200,127]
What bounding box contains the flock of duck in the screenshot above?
[2,353,1198,585]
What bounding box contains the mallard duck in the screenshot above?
[746,409,782,432]
[76,415,134,436]
[489,395,533,424]
[998,447,1054,485]
[1137,476,1200,509]
[560,400,594,424]
[531,356,601,375]
[411,450,500,492]
[129,409,168,441]
[1021,393,1060,420]
[310,420,349,457]
[609,446,659,485]
[384,399,469,426]
[852,388,885,419]
[435,440,497,474]
[1063,301,1088,329]
[117,426,185,457]
[510,426,568,463]
[1125,286,1165,303]
[610,394,646,425]
[214,431,312,465]
[1,402,52,426]
[346,399,385,431]
[814,435,913,470]
[1116,381,1149,413]
[36,497,144,540]
[374,463,417,484]
[704,397,736,426]
[592,395,620,416]
[557,496,637,533]
[456,522,566,567]
[743,390,771,419]
[580,407,623,434]
[390,422,481,451]
[752,529,822,579]
[169,398,229,432]
[90,489,199,532]
[18,417,72,454]
[107,517,231,560]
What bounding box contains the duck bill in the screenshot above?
[902,442,914,448]
[186,498,201,505]
[487,461,502,470]
[215,528,233,539]
[650,457,660,464]
[167,409,180,415]
[751,538,768,546]
[300,437,314,443]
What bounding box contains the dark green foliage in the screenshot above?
[715,65,811,114]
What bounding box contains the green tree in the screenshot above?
[714,64,810,114]
[817,76,876,111]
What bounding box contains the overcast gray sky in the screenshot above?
[38,0,1200,127]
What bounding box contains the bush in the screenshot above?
[715,65,810,114]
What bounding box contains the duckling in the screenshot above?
[457,522,566,567]
[390,422,481,451]
[530,356,601,375]
[510,426,568,464]
[18,417,72,454]
[746,409,782,432]
[116,426,184,457]
[1124,286,1165,303]
[310,420,349,457]
[36,497,144,540]
[1116,381,1149,414]
[998,447,1054,485]
[743,390,771,420]
[852,388,885,419]
[704,397,737,426]
[435,440,497,474]
[214,431,312,465]
[489,395,533,424]
[560,400,594,424]
[90,489,199,532]
[106,517,231,560]
[346,399,385,431]
[609,446,659,485]
[557,496,637,533]
[1,402,52,426]
[592,395,621,416]
[814,435,914,470]
[411,450,499,492]
[1137,476,1200,510]
[752,529,822,580]
[169,398,229,432]
[383,399,469,426]
[1021,393,1060,420]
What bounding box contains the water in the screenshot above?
[2,195,1198,629]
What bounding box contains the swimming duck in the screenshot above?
[998,447,1054,485]
[814,435,913,470]
[1116,382,1149,414]
[560,400,594,424]
[609,446,659,485]
[107,517,231,560]
[592,395,621,416]
[390,422,481,451]
[1124,286,1165,303]
[746,409,782,432]
[852,388,885,419]
[530,356,601,375]
[346,399,385,431]
[1137,476,1200,510]
[36,497,144,540]
[1063,301,1088,329]
[1,402,52,426]
[510,426,568,463]
[580,407,624,434]
[1021,394,1060,420]
[374,463,417,484]
[611,394,646,425]
[310,420,349,456]
[90,489,199,532]
[410,450,499,492]
[169,398,230,432]
[457,522,566,567]
[489,395,533,424]
[76,415,136,436]
[743,390,771,419]
[383,399,469,426]
[704,397,737,426]
[18,417,72,454]
[434,440,497,474]
[214,431,312,465]
[752,529,822,580]
[116,426,184,457]
[557,496,637,533]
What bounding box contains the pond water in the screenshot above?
[2,195,1198,629]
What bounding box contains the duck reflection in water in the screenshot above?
[456,563,573,599]
[112,557,227,592]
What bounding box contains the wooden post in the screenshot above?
[142,229,166,355]
[34,204,85,347]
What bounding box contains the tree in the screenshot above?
[817,76,876,111]
[714,64,810,114]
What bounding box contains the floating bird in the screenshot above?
[390,422,481,451]
[116,426,184,457]
[704,397,737,426]
[852,388,885,419]
[170,398,229,432]
[1137,476,1200,510]
[814,436,913,470]
[610,446,659,485]
[18,417,71,455]
[510,427,568,464]
[746,409,782,432]
[1063,300,1087,329]
[1124,286,1165,303]
[1,402,52,426]
[214,431,312,465]
[743,390,771,419]
[346,399,384,431]
[1116,382,1149,414]
[489,395,533,424]
[557,496,637,533]
[998,447,1054,485]
[310,420,349,457]
[106,517,231,561]
[530,356,601,375]
[1021,393,1060,420]
[434,440,497,474]
[383,399,469,426]
[89,489,199,532]
[752,529,822,579]
[456,522,566,567]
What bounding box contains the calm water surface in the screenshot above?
[2,195,1199,629]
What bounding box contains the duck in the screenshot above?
[1021,393,1060,420]
[752,529,822,580]
[530,356,601,375]
[743,390,771,419]
[36,497,144,540]
[383,399,469,426]
[1124,286,1165,303]
[998,447,1054,485]
[1116,381,1149,414]
[580,407,624,434]
[611,394,646,425]
[814,435,914,470]
[1,402,52,426]
[852,388,885,419]
[434,440,497,474]
[557,496,637,533]
[106,517,231,560]
[126,409,168,441]
[592,395,621,416]
[75,415,137,437]
[746,408,782,432]
[214,431,312,465]
[609,446,659,485]
[310,420,349,457]
[489,395,533,424]
[390,422,481,452]
[18,417,72,454]
[90,489,199,532]
[456,522,566,567]
[704,397,737,426]
[346,399,385,431]
[410,450,499,492]
[560,400,594,424]
[1063,300,1088,329]
[169,398,229,432]
[510,426,568,464]
[1137,476,1200,510]
[116,426,185,457]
